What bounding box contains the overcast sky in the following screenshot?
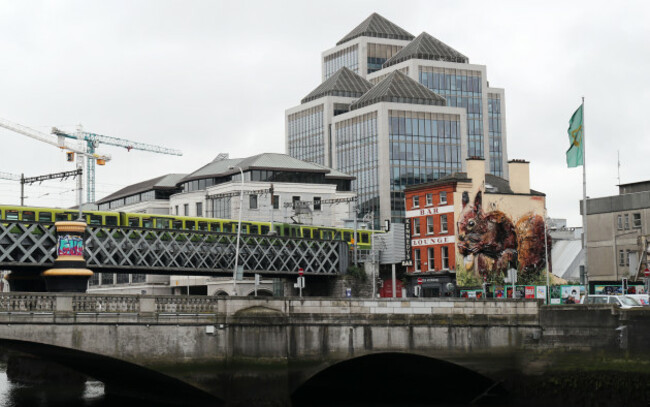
[1,0,649,227]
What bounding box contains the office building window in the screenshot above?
[414,249,421,272]
[413,218,421,235]
[619,250,625,266]
[426,193,433,206]
[626,249,631,266]
[624,214,630,230]
[314,197,322,211]
[617,215,623,230]
[442,246,449,269]
[427,216,434,234]
[413,196,420,208]
[272,195,279,209]
[633,213,641,228]
[184,204,189,216]
[250,195,258,210]
[292,196,300,209]
[440,191,447,204]
[175,205,179,215]
[440,214,448,233]
[427,247,435,271]
[196,202,203,217]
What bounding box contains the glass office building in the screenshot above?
[286,13,507,225]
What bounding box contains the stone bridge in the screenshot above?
[0,293,649,406]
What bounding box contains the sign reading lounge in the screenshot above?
[412,236,456,246]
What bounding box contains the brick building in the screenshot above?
[404,158,546,297]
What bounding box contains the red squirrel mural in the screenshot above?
[457,190,550,282]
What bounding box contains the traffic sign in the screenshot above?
[644,268,650,278]
[417,277,423,285]
[298,267,304,276]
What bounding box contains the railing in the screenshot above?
[0,221,349,275]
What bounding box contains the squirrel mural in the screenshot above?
[457,190,550,282]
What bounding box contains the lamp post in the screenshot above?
[229,165,244,295]
[544,215,550,305]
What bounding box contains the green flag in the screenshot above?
[566,104,584,167]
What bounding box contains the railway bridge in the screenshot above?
[0,293,649,406]
[0,220,349,291]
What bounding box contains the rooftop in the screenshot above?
[336,13,414,46]
[96,173,186,204]
[383,31,468,68]
[405,172,545,196]
[301,67,373,104]
[180,153,354,184]
[349,70,446,111]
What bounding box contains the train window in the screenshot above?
[343,232,351,242]
[333,231,341,240]
[322,230,332,240]
[143,218,153,228]
[274,225,283,235]
[128,217,140,227]
[209,222,221,232]
[261,225,269,235]
[186,221,196,230]
[154,218,169,229]
[223,222,233,233]
[198,222,208,231]
[5,210,18,221]
[105,216,118,226]
[361,233,369,244]
[22,211,36,221]
[290,227,298,237]
[172,220,183,229]
[89,215,102,225]
[250,225,259,235]
[4,210,16,220]
[55,213,69,222]
[38,212,53,223]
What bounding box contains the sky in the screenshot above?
[0,0,649,227]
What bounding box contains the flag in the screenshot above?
[566,104,584,167]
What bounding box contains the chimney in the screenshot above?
[466,157,485,191]
[508,159,530,194]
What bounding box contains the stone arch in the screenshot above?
[246,289,273,297]
[291,352,506,406]
[214,290,229,296]
[0,339,222,406]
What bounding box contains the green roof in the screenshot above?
[350,70,446,111]
[337,13,414,46]
[301,67,373,104]
[383,32,468,68]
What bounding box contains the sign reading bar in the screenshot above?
[405,205,454,218]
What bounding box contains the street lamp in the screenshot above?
[229,165,244,295]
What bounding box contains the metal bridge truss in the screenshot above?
[0,221,349,276]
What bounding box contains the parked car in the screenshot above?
[626,294,650,306]
[580,295,643,309]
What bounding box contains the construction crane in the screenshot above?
[0,117,112,210]
[52,126,182,203]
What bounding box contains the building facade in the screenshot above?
[403,158,547,297]
[584,180,650,283]
[287,13,508,229]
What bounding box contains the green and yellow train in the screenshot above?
[0,205,377,249]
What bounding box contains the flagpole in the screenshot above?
[581,96,589,298]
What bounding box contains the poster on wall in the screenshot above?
[561,285,581,304]
[536,286,547,302]
[550,285,561,304]
[525,286,536,299]
[495,286,505,299]
[594,285,622,295]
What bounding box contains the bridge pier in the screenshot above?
[41,221,93,293]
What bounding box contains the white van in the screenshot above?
[580,295,643,309]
